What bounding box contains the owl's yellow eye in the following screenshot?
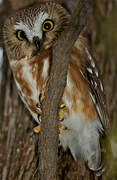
[42,19,54,32]
[16,30,26,41]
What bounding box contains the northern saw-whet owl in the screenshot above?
[3,1,109,175]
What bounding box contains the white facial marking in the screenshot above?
[14,11,49,41]
[42,58,49,78]
[87,67,93,74]
[34,12,49,39]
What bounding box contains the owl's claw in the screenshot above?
[34,124,66,134]
[34,125,41,133]
[38,114,42,122]
[60,103,66,109]
[39,90,45,102]
[36,90,45,110]
[59,103,66,121]
[36,102,41,108]
[59,112,64,121]
[34,102,66,133]
[59,124,66,130]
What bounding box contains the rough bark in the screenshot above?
[38,1,94,180]
[0,0,117,180]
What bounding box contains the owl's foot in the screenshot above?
[39,90,45,102]
[34,103,66,133]
[60,103,66,109]
[34,125,41,133]
[59,112,64,121]
[59,103,66,121]
[36,90,45,108]
[59,124,66,130]
[34,124,66,134]
[38,114,42,122]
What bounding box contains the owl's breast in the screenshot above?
[10,55,50,123]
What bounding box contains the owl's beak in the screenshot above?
[33,36,41,52]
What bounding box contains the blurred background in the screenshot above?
[0,0,117,179]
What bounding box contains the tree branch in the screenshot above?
[39,0,94,180]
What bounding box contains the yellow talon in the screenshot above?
[40,90,45,101]
[36,102,41,108]
[59,113,64,120]
[34,125,41,133]
[60,103,66,109]
[37,91,45,108]
[34,124,66,133]
[59,124,66,130]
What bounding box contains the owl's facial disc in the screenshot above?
[13,12,55,52]
[3,4,70,59]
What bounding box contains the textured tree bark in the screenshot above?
[38,1,94,180]
[0,0,117,180]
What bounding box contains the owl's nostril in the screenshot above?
[33,36,41,51]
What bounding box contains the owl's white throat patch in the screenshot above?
[14,11,49,41]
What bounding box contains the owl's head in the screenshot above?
[3,2,70,60]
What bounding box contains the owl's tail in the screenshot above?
[59,120,103,176]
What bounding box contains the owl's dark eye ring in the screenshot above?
[42,19,54,32]
[15,30,26,41]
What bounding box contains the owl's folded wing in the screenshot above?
[74,36,110,132]
[83,48,109,132]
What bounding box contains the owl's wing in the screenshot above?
[74,37,110,131]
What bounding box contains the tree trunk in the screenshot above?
[0,0,117,180]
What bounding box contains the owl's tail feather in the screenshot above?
[59,120,103,176]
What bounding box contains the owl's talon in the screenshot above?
[39,90,45,102]
[60,103,66,109]
[59,124,66,130]
[59,112,64,121]
[36,90,45,111]
[38,114,42,123]
[36,102,41,108]
[34,124,66,134]
[34,125,41,133]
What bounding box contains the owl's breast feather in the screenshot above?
[9,55,50,123]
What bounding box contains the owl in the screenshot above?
[3,1,109,175]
